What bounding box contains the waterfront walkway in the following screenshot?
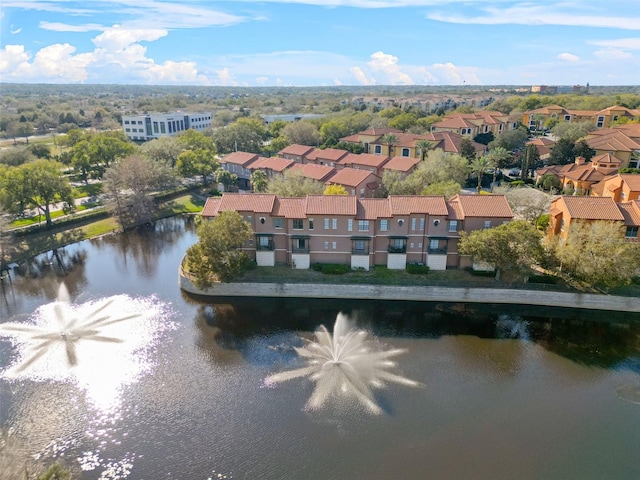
[179,271,640,313]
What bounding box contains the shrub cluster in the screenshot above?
[406,263,430,274]
[311,263,350,274]
[528,274,559,284]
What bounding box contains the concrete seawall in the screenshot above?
[179,269,640,313]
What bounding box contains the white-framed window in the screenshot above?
[332,242,337,249]
[259,236,270,247]
[274,218,284,229]
[411,218,417,231]
[358,220,369,231]
[293,219,304,230]
[401,148,410,157]
[374,145,382,154]
[449,220,458,232]
[597,116,605,128]
[429,239,439,250]
[348,219,353,231]
[379,219,389,231]
[332,218,337,230]
[484,220,491,229]
[419,218,425,231]
[324,218,330,229]
[324,241,329,249]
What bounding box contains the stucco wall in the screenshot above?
[256,251,275,267]
[387,253,407,270]
[427,254,447,271]
[351,254,370,271]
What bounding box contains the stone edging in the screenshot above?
[179,268,640,313]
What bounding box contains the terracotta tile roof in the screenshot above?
[451,194,514,218]
[621,174,640,191]
[587,130,640,152]
[527,137,555,146]
[358,127,402,137]
[216,193,277,213]
[557,196,625,221]
[432,117,479,129]
[288,163,336,182]
[278,144,315,157]
[562,165,606,183]
[618,201,640,226]
[591,152,621,166]
[382,155,420,172]
[358,198,391,219]
[274,197,307,218]
[220,151,259,167]
[306,148,349,162]
[248,156,295,172]
[339,153,391,168]
[446,197,464,220]
[201,197,222,217]
[305,195,358,216]
[388,196,449,216]
[327,167,379,187]
[339,134,361,143]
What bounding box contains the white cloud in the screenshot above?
[92,26,167,50]
[333,78,343,85]
[428,5,640,30]
[0,45,30,73]
[349,66,375,85]
[428,62,480,84]
[589,38,640,50]
[0,43,92,82]
[593,49,633,60]
[557,53,580,62]
[256,76,269,84]
[40,21,105,32]
[216,67,239,86]
[366,51,413,84]
[10,25,22,34]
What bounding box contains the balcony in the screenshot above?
[427,247,447,255]
[388,246,406,254]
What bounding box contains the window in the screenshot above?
[354,240,365,251]
[564,115,571,121]
[258,236,272,249]
[324,241,329,249]
[293,238,307,251]
[293,219,304,230]
[484,220,491,229]
[309,219,314,230]
[138,121,143,125]
[401,148,410,157]
[358,220,369,231]
[449,220,458,232]
[419,218,425,231]
[348,219,353,232]
[625,226,638,238]
[324,218,330,229]
[274,218,284,229]
[597,116,605,128]
[360,188,365,198]
[379,219,389,231]
[124,120,130,125]
[153,121,159,133]
[374,145,382,154]
[246,216,252,224]
[389,238,406,253]
[411,218,417,231]
[160,122,166,134]
[332,218,337,230]
[332,242,337,249]
[429,239,439,250]
[125,128,130,132]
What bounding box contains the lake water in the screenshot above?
[1,216,639,480]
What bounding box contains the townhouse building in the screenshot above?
[247,156,295,179]
[381,156,421,178]
[591,174,640,203]
[547,196,640,243]
[277,144,316,163]
[121,112,212,141]
[536,154,621,195]
[585,124,640,169]
[338,153,391,176]
[325,168,381,198]
[430,111,518,138]
[201,193,514,271]
[288,163,337,183]
[523,105,640,132]
[219,151,260,190]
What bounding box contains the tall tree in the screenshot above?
[103,155,177,229]
[380,133,399,157]
[553,221,640,291]
[521,144,541,179]
[282,121,321,146]
[471,156,492,192]
[1,160,73,227]
[214,168,239,191]
[176,149,219,184]
[458,137,478,162]
[486,146,511,189]
[266,170,324,197]
[212,123,263,154]
[459,220,545,281]
[251,170,268,193]
[140,136,183,167]
[548,138,576,165]
[415,139,434,161]
[185,210,253,287]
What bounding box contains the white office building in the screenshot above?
[121,112,212,141]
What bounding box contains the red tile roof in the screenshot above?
[278,144,315,157]
[358,198,391,219]
[306,195,358,216]
[327,168,379,187]
[618,201,640,227]
[248,156,295,172]
[288,163,336,182]
[274,198,307,219]
[451,194,513,218]
[556,196,625,221]
[306,148,349,162]
[201,197,222,217]
[220,151,259,167]
[339,153,391,169]
[382,156,420,172]
[388,196,449,216]
[358,127,402,137]
[216,193,277,214]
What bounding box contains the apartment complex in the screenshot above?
[522,105,640,132]
[201,193,513,271]
[585,124,640,169]
[121,112,212,141]
[430,111,519,138]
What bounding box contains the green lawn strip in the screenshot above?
[156,194,205,217]
[72,183,103,198]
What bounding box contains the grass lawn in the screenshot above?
[157,194,205,217]
[72,183,103,198]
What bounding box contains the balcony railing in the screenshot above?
[351,249,370,255]
[292,246,309,254]
[388,246,406,254]
[427,247,448,254]
[256,242,274,251]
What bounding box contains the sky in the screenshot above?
[1,0,639,87]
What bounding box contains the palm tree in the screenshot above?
[471,156,492,192]
[486,147,511,191]
[380,133,399,157]
[415,139,434,161]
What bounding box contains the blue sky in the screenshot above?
[1,0,639,86]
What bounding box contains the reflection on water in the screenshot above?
[1,217,640,480]
[265,312,420,414]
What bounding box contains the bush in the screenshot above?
[406,263,430,274]
[464,267,496,277]
[312,263,350,274]
[510,180,525,187]
[536,213,549,230]
[528,274,559,284]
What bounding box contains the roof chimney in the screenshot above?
[575,156,586,166]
